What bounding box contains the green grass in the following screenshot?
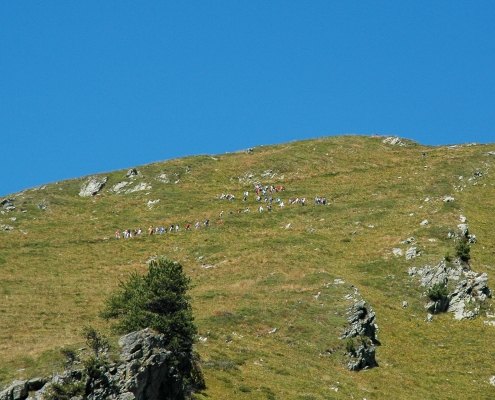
[1,135,495,398]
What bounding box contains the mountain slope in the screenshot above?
[1,135,495,399]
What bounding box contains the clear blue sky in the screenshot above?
[1,1,494,196]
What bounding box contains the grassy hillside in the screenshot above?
[1,135,495,399]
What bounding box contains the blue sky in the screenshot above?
[1,1,494,196]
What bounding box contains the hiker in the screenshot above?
[259,205,263,213]
[115,230,120,239]
[175,224,179,232]
[219,211,223,217]
[137,228,142,235]
[185,223,191,230]
[279,201,284,209]
[267,205,272,211]
[195,222,200,229]
[148,226,153,235]
[204,219,210,227]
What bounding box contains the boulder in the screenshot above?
[79,176,108,197]
[443,196,455,202]
[420,219,429,226]
[400,237,415,244]
[126,168,139,178]
[113,182,130,193]
[0,380,28,400]
[405,247,420,260]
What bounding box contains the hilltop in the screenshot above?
[1,135,495,399]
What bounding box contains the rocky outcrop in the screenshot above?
[0,330,202,400]
[79,176,108,197]
[126,168,139,178]
[382,136,406,146]
[125,182,151,194]
[405,247,420,260]
[408,260,491,320]
[1,199,15,211]
[342,300,379,371]
[112,182,130,194]
[448,272,491,320]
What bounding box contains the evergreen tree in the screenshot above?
[101,257,197,353]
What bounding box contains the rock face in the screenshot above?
[79,176,108,197]
[0,330,198,400]
[342,300,379,371]
[408,260,492,320]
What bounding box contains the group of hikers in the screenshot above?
[114,182,327,239]
[115,220,210,239]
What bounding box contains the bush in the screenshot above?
[427,282,448,301]
[101,257,197,353]
[345,338,356,354]
[455,240,471,262]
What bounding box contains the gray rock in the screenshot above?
[79,176,108,197]
[405,247,420,260]
[443,196,455,202]
[0,380,29,400]
[402,301,408,308]
[113,181,130,193]
[27,378,46,391]
[124,182,151,194]
[420,219,429,226]
[2,329,197,400]
[458,223,469,237]
[382,136,405,146]
[126,168,138,178]
[425,313,433,322]
[347,343,377,371]
[400,237,415,244]
[1,199,15,210]
[342,301,378,344]
[392,248,403,257]
[490,376,495,386]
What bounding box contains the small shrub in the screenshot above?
[455,240,471,262]
[444,252,452,262]
[427,283,448,301]
[345,338,356,354]
[239,385,251,393]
